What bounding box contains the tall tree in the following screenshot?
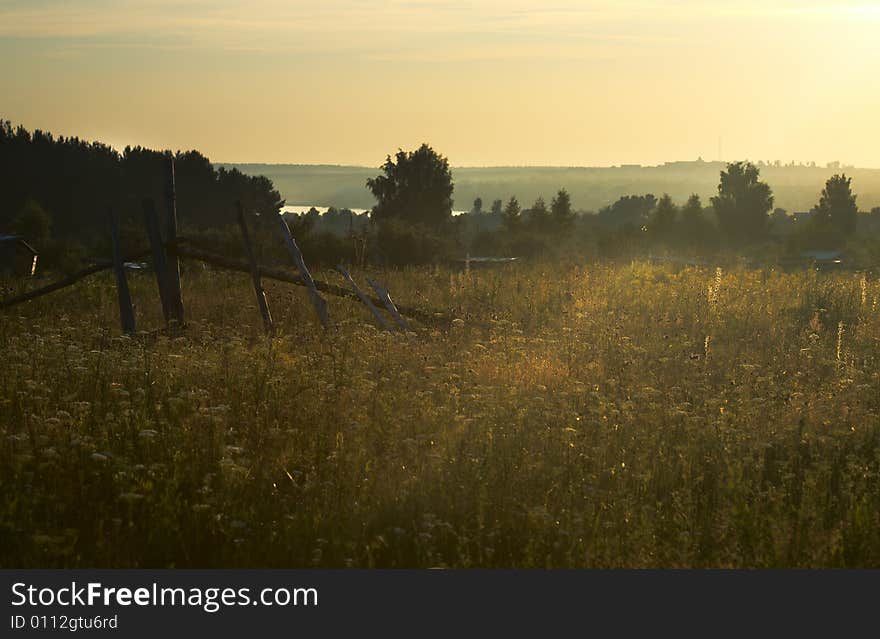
[366,143,454,229]
[649,193,677,240]
[598,194,657,228]
[490,199,503,217]
[550,188,575,230]
[710,161,773,242]
[471,197,483,216]
[502,196,521,231]
[814,174,858,236]
[527,196,550,230]
[679,193,714,248]
[681,194,704,227]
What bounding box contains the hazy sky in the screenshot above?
[2,1,879,167]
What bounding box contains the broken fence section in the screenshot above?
[0,158,448,333]
[336,264,394,332]
[236,201,274,336]
[1,239,451,331]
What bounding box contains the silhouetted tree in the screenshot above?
[526,196,550,230]
[502,196,521,231]
[490,199,503,217]
[681,194,704,227]
[0,120,283,244]
[471,197,483,216]
[550,188,575,230]
[770,208,790,234]
[598,194,656,228]
[9,199,52,241]
[711,161,773,242]
[366,143,454,230]
[814,174,858,236]
[677,193,716,250]
[649,193,677,241]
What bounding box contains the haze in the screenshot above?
[2,0,878,167]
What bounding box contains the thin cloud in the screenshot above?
[1,0,876,58]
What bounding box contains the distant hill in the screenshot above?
[223,161,880,214]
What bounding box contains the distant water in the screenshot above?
[281,205,469,216]
[281,205,370,215]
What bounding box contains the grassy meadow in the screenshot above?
[2,262,880,568]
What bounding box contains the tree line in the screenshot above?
[357,144,880,265]
[0,120,283,270]
[3,123,879,271]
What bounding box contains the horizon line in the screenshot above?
[219,160,879,171]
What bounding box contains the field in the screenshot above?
[2,262,880,568]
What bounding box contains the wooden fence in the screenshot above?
[0,158,449,335]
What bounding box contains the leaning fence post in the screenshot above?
[336,264,393,332]
[164,157,184,324]
[109,207,136,334]
[277,214,330,328]
[236,202,274,335]
[142,198,171,322]
[366,278,410,332]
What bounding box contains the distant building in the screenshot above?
[0,235,39,276]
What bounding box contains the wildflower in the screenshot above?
[860,275,867,308]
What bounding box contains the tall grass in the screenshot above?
[1,262,879,567]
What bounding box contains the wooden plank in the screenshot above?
[142,198,171,322]
[164,157,185,324]
[236,202,274,335]
[0,238,448,329]
[170,244,448,327]
[336,264,393,332]
[109,207,136,334]
[277,215,330,328]
[367,278,411,332]
[0,248,152,310]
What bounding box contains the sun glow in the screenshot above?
[1,1,878,166]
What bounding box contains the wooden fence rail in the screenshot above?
[173,244,449,327]
[336,264,393,332]
[1,240,451,328]
[236,202,274,335]
[278,214,330,328]
[0,248,153,309]
[367,277,411,332]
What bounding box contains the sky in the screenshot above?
[2,0,879,167]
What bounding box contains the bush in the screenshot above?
[8,198,52,241]
[470,230,506,256]
[300,231,357,266]
[39,237,87,273]
[508,232,552,259]
[374,220,452,266]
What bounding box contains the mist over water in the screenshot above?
[281,205,470,216]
